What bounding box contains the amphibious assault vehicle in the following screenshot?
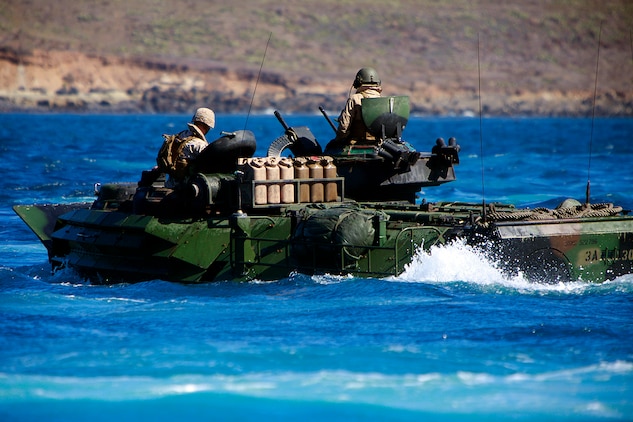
[13,97,633,283]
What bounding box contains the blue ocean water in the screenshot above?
[1,113,632,421]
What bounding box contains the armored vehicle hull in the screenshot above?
[13,100,633,284]
[13,196,633,284]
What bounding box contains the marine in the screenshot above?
[158,107,215,188]
[332,67,383,146]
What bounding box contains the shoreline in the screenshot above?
[2,88,631,117]
[1,49,631,117]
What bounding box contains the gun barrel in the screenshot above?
[274,110,290,131]
[319,106,337,133]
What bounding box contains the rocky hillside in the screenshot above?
[1,0,632,116]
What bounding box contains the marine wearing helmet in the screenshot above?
[332,67,383,145]
[162,106,216,188]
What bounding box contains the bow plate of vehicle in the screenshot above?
[13,97,633,284]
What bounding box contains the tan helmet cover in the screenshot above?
[191,107,215,128]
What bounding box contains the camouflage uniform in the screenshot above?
[177,124,209,162]
[334,85,382,143]
[165,108,215,188]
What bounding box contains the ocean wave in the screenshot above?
[1,361,630,417]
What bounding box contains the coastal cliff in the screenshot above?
[1,0,632,116]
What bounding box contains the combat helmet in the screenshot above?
[353,67,381,88]
[191,107,215,129]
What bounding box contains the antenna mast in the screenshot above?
[586,22,603,206]
[243,32,272,134]
[478,32,486,221]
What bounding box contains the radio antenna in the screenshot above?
[478,32,486,221]
[243,32,272,135]
[586,21,603,206]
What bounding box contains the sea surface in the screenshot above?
[1,113,632,421]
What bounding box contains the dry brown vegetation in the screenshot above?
[1,0,632,115]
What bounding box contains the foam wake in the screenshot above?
[396,238,633,294]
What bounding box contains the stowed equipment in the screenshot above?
[321,96,461,203]
[127,99,462,217]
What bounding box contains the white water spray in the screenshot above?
[395,239,630,294]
